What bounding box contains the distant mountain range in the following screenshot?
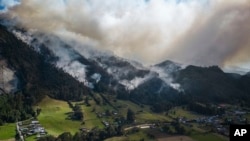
[1,21,250,109]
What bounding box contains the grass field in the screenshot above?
[0,123,16,140]
[105,130,156,141]
[115,100,171,123]
[187,125,229,141]
[158,136,194,141]
[35,96,82,136]
[25,135,36,141]
[77,99,104,129]
[146,127,228,141]
[136,113,171,122]
[127,131,155,141]
[182,122,229,141]
[190,132,229,141]
[35,96,107,137]
[168,107,202,119]
[104,136,127,141]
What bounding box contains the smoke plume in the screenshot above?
[2,0,250,72]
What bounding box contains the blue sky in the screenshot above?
[0,0,6,10]
[0,5,5,10]
[0,0,20,11]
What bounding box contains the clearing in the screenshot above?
[0,123,16,140]
[34,96,82,136]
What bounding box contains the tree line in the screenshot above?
[0,93,35,125]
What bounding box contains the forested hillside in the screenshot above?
[0,25,90,123]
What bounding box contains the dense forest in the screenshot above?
[36,129,122,141]
[0,25,90,101]
[0,93,35,125]
[0,24,90,123]
[1,20,250,125]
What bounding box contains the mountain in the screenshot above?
[10,26,182,95]
[0,23,186,112]
[128,60,182,108]
[238,73,250,100]
[246,72,250,77]
[173,66,250,105]
[0,24,90,102]
[1,21,250,111]
[154,60,182,74]
[0,58,19,94]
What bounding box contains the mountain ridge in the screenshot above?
[1,22,250,111]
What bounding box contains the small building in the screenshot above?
[102,120,109,127]
[31,120,39,124]
[18,122,22,126]
[112,111,118,115]
[79,128,89,132]
[235,111,246,115]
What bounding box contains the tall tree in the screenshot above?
[126,108,135,123]
[56,132,72,141]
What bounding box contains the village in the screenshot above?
[176,105,249,137]
[84,100,249,140]
[11,95,250,141]
[16,119,47,141]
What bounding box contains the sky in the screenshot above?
[0,0,19,12]
[1,0,250,73]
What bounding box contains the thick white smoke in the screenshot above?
[0,60,19,93]
[2,0,250,73]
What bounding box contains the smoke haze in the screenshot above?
[2,0,250,72]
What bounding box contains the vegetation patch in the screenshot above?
[190,131,228,141]
[158,136,194,141]
[77,99,104,129]
[0,123,16,140]
[104,137,128,141]
[168,107,202,119]
[25,135,36,141]
[136,113,171,122]
[35,96,82,136]
[115,100,171,123]
[127,130,155,141]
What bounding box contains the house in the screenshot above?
[31,120,39,124]
[18,122,22,126]
[102,120,109,127]
[112,111,118,115]
[34,127,45,133]
[79,128,89,132]
[235,110,246,115]
[40,132,46,135]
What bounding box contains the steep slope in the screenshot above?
[0,59,19,94]
[239,74,250,101]
[2,22,250,110]
[154,60,182,74]
[0,24,90,102]
[246,72,250,76]
[128,60,182,104]
[173,66,249,104]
